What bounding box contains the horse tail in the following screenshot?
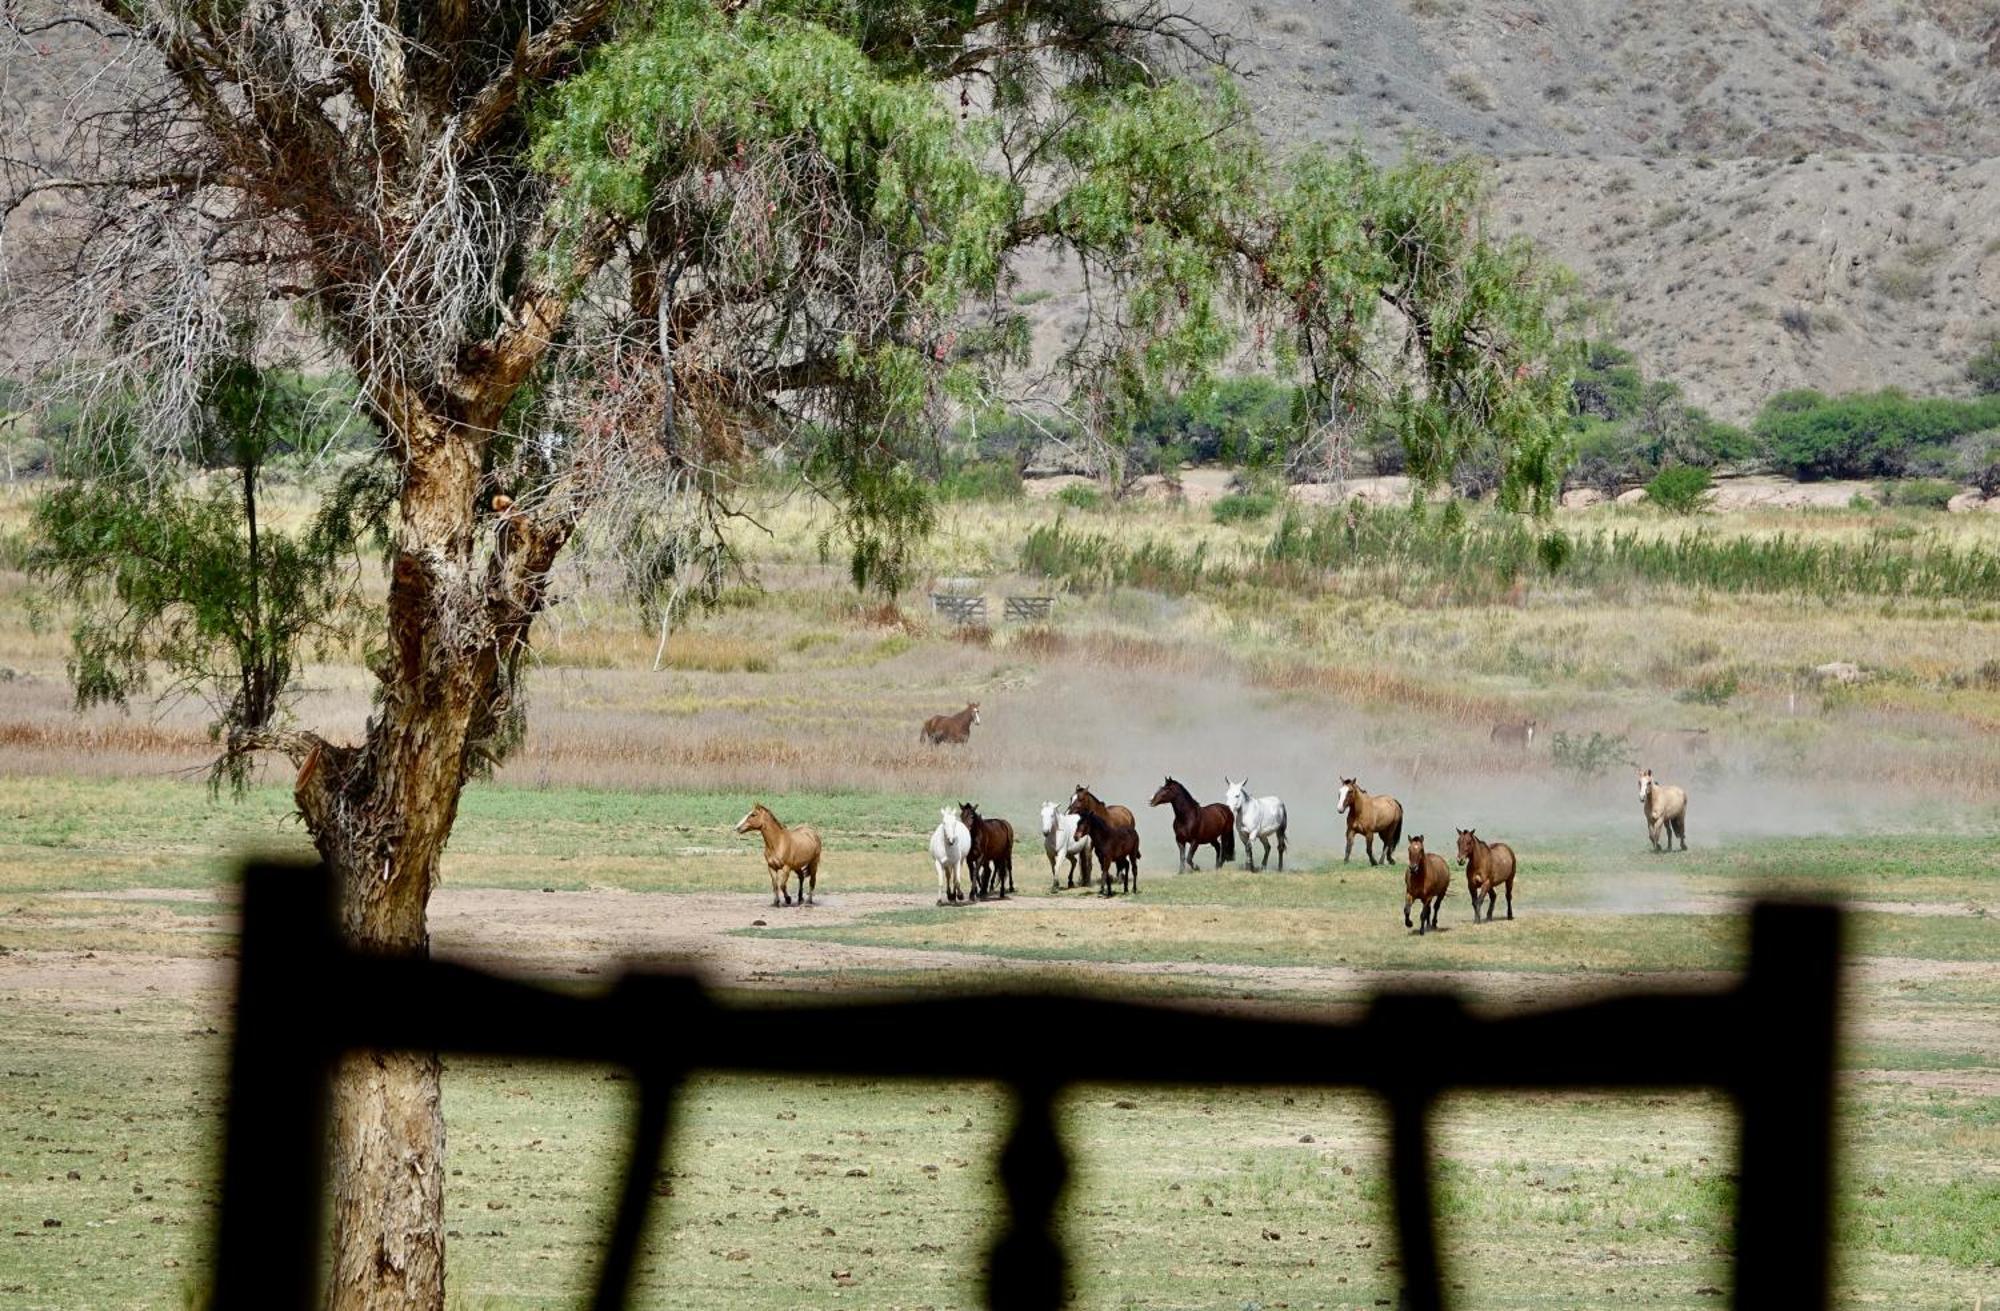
[1383,810,1403,859]
[1221,824,1235,860]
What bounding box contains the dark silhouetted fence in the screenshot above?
[211,862,1839,1310]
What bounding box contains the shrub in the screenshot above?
[1676,670,1739,707]
[938,459,1023,502]
[1211,490,1279,524]
[1551,730,1632,779]
[1754,388,2000,480]
[1646,465,1714,514]
[1876,478,1959,510]
[1054,484,1104,511]
[1968,341,2000,396]
[1949,431,2000,497]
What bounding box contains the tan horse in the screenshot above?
[1638,769,1688,852]
[921,702,981,745]
[1337,777,1404,865]
[1403,835,1451,935]
[735,803,822,906]
[1455,829,1517,923]
[1490,718,1537,751]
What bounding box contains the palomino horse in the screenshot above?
[921,702,981,745]
[1490,718,1538,751]
[1337,777,1403,866]
[735,803,822,907]
[1040,801,1093,891]
[1072,806,1139,897]
[1068,784,1135,832]
[930,807,972,906]
[1403,834,1451,935]
[1455,828,1517,923]
[1638,769,1688,852]
[1222,777,1287,871]
[958,802,1015,899]
[1149,777,1235,872]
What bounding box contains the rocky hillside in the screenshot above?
[6,0,2000,419]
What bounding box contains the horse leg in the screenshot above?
[769,863,783,908]
[1364,832,1377,867]
[1259,834,1272,870]
[1276,825,1286,871]
[1675,816,1687,851]
[1504,882,1513,920]
[1345,830,1355,863]
[1404,894,1414,930]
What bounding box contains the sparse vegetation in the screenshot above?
[1646,465,1715,515]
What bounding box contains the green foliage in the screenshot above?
[1754,388,2000,480]
[937,459,1024,502]
[1550,730,1634,779]
[1875,478,1960,510]
[1211,489,1280,524]
[1132,377,1304,468]
[1566,341,1751,492]
[1054,485,1105,511]
[1675,670,1739,707]
[1948,431,2000,497]
[1967,340,2000,396]
[1646,465,1714,515]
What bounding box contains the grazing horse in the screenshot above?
[1491,718,1538,751]
[1403,835,1451,935]
[921,702,981,745]
[1040,801,1094,891]
[931,807,973,906]
[1222,777,1288,871]
[1337,777,1403,866]
[958,802,1016,899]
[1149,777,1236,872]
[1068,784,1135,832]
[735,803,822,907]
[1638,769,1688,852]
[1455,829,1517,923]
[1072,806,1140,897]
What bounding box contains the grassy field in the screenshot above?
[1,485,1996,1308]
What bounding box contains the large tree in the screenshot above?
[2,0,1573,1304]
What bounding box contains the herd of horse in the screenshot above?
[738,717,1693,933]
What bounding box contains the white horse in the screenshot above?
[1040,800,1093,891]
[931,807,973,904]
[1223,776,1289,871]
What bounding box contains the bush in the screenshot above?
[1211,490,1279,524]
[1054,484,1104,511]
[1646,465,1714,515]
[1551,730,1633,779]
[1754,388,2000,480]
[1876,478,1959,510]
[1676,670,1739,707]
[938,459,1023,502]
[1968,341,2000,396]
[1949,431,2000,497]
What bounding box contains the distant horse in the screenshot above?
[1222,777,1287,871]
[1073,806,1140,897]
[1638,769,1688,852]
[1149,777,1236,872]
[931,807,973,906]
[922,702,981,745]
[735,803,822,907]
[958,802,1015,899]
[1491,719,1538,751]
[1040,800,1094,891]
[1337,777,1403,866]
[1068,784,1135,832]
[1455,828,1517,923]
[1403,835,1451,935]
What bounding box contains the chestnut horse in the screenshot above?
[1069,784,1135,832]
[735,803,821,907]
[1149,777,1235,871]
[922,702,981,745]
[958,801,1015,899]
[1403,834,1451,935]
[1455,828,1517,923]
[1338,778,1404,866]
[1073,806,1140,897]
[1638,769,1688,852]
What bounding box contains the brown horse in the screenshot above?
[1490,718,1538,751]
[921,702,981,745]
[1403,835,1451,935]
[1455,829,1517,923]
[1149,777,1235,871]
[1073,806,1140,897]
[1338,778,1404,866]
[958,802,1015,899]
[1068,784,1135,832]
[735,803,822,907]
[1638,769,1688,852]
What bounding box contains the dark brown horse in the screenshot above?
[921,702,981,745]
[1403,834,1451,935]
[1455,828,1517,923]
[1490,718,1538,751]
[1073,806,1140,897]
[1068,784,1135,832]
[957,801,1014,899]
[1149,777,1235,871]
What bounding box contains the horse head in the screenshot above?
[1406,834,1426,869]
[734,804,769,835]
[1223,777,1247,814]
[1040,801,1059,836]
[1148,780,1175,808]
[958,801,981,829]
[969,702,982,726]
[1638,769,1654,803]
[1337,778,1356,812]
[1455,828,1475,865]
